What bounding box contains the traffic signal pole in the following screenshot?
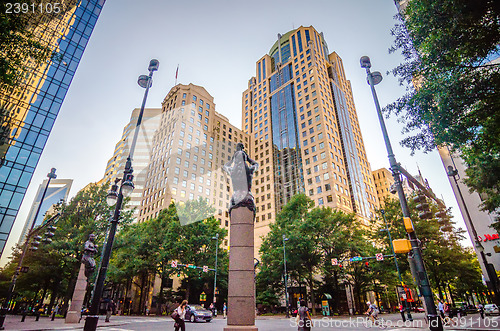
[361,57,442,330]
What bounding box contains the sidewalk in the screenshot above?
[1,315,127,331]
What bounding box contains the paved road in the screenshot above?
[77,313,500,331]
[4,313,500,330]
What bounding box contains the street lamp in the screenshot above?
[447,165,499,304]
[212,233,219,310]
[84,59,159,331]
[0,168,57,329]
[380,210,412,321]
[361,56,441,330]
[283,234,289,318]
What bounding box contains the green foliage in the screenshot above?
[257,194,363,314]
[388,0,500,215]
[0,182,133,310]
[109,198,228,312]
[0,0,61,87]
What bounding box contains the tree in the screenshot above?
[109,198,228,314]
[0,182,133,314]
[388,0,500,215]
[257,194,363,315]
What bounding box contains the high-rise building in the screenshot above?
[242,26,379,251]
[138,84,251,233]
[103,108,162,220]
[18,178,72,243]
[0,0,106,256]
[372,168,397,207]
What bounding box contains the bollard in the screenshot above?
[21,311,26,322]
[35,313,40,321]
[51,311,55,321]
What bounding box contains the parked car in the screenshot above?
[414,307,425,313]
[184,304,213,322]
[485,304,499,316]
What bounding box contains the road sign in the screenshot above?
[203,265,208,273]
[375,253,384,261]
[200,292,206,302]
[351,256,362,262]
[20,266,29,273]
[171,260,177,268]
[331,258,338,266]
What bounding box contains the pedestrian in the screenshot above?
[297,300,312,331]
[209,302,215,316]
[399,303,406,322]
[105,300,116,322]
[223,302,227,319]
[478,303,484,319]
[174,300,187,331]
[438,300,445,319]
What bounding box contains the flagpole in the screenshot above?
[175,64,179,85]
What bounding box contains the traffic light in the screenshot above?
[403,285,414,302]
[30,236,42,251]
[413,192,432,219]
[177,268,181,277]
[42,225,57,244]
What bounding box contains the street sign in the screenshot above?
[350,256,362,262]
[331,258,338,266]
[200,292,206,302]
[203,265,208,273]
[171,260,178,268]
[375,253,384,261]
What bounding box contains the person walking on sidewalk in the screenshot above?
[174,300,187,331]
[105,300,116,322]
[399,304,406,322]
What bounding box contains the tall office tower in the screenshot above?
[372,168,397,207]
[242,26,379,251]
[139,84,250,234]
[18,178,72,243]
[102,108,162,220]
[0,0,106,256]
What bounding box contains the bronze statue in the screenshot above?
[81,234,98,279]
[223,143,259,214]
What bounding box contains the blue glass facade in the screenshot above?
[0,0,105,255]
[330,81,371,218]
[270,64,303,209]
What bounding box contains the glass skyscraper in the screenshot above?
[0,0,106,255]
[243,26,379,252]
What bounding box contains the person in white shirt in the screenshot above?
[174,300,187,331]
[438,300,445,319]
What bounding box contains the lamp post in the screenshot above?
[84,59,159,331]
[212,233,219,309]
[0,168,57,329]
[447,165,499,304]
[283,234,289,318]
[361,56,441,330]
[380,210,412,321]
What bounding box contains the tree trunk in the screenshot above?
[157,272,165,316]
[308,273,316,315]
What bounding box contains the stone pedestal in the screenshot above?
[65,263,87,323]
[224,207,258,331]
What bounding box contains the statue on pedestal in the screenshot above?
[81,234,98,279]
[223,143,259,214]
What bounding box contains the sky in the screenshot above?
[0,0,472,264]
